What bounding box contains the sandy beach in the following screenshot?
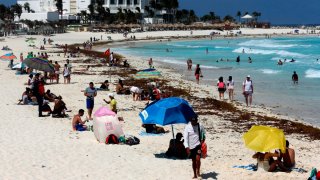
[0,29,320,180]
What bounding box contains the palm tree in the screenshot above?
[88,3,94,23]
[252,11,261,22]
[55,0,63,20]
[23,2,30,13]
[236,11,241,23]
[135,7,142,24]
[223,15,235,22]
[11,3,23,19]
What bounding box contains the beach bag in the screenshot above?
[201,142,207,159]
[125,135,140,146]
[198,124,207,159]
[105,134,119,144]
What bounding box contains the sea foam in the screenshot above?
[305,69,320,78]
[233,47,307,58]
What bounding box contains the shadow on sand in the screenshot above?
[201,171,218,179]
[154,152,188,160]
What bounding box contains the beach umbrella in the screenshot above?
[0,53,17,60]
[93,106,124,143]
[243,125,286,153]
[12,62,27,69]
[23,57,54,72]
[139,97,197,138]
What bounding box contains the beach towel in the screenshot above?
[139,131,164,136]
[232,164,257,171]
[290,167,308,173]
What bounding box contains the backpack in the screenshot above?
[218,82,225,89]
[125,135,140,146]
[105,134,119,144]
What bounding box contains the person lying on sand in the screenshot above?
[142,124,166,134]
[72,109,87,131]
[44,89,57,102]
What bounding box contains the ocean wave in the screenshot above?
[239,39,298,48]
[305,69,320,78]
[214,46,229,49]
[260,69,281,74]
[233,47,307,58]
[166,43,205,48]
[162,59,218,69]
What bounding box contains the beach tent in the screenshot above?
[241,14,253,19]
[93,106,124,143]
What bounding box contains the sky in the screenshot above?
[1,0,320,25]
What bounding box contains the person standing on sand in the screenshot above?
[148,58,153,68]
[243,75,253,106]
[217,76,226,100]
[227,76,234,101]
[54,61,61,84]
[195,64,202,84]
[32,73,44,117]
[84,82,97,120]
[184,116,206,179]
[187,59,192,70]
[292,71,298,84]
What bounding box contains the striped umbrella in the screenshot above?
[0,53,17,60]
[23,57,54,72]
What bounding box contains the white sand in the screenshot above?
[0,29,319,179]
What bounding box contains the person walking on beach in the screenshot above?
[195,64,202,84]
[243,75,253,106]
[292,71,298,84]
[84,82,97,120]
[227,76,235,101]
[184,116,206,179]
[54,61,61,84]
[217,76,226,100]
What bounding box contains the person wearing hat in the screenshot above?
[165,132,187,159]
[103,93,117,113]
[242,75,254,106]
[184,116,206,179]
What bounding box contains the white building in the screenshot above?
[103,0,150,14]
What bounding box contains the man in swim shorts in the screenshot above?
[84,82,97,120]
[72,109,87,131]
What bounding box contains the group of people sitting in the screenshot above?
[19,73,68,118]
[253,140,295,172]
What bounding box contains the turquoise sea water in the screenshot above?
[109,36,320,126]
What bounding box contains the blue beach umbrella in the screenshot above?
[139,97,197,138]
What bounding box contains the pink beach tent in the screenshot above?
[93,106,124,143]
[94,106,116,117]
